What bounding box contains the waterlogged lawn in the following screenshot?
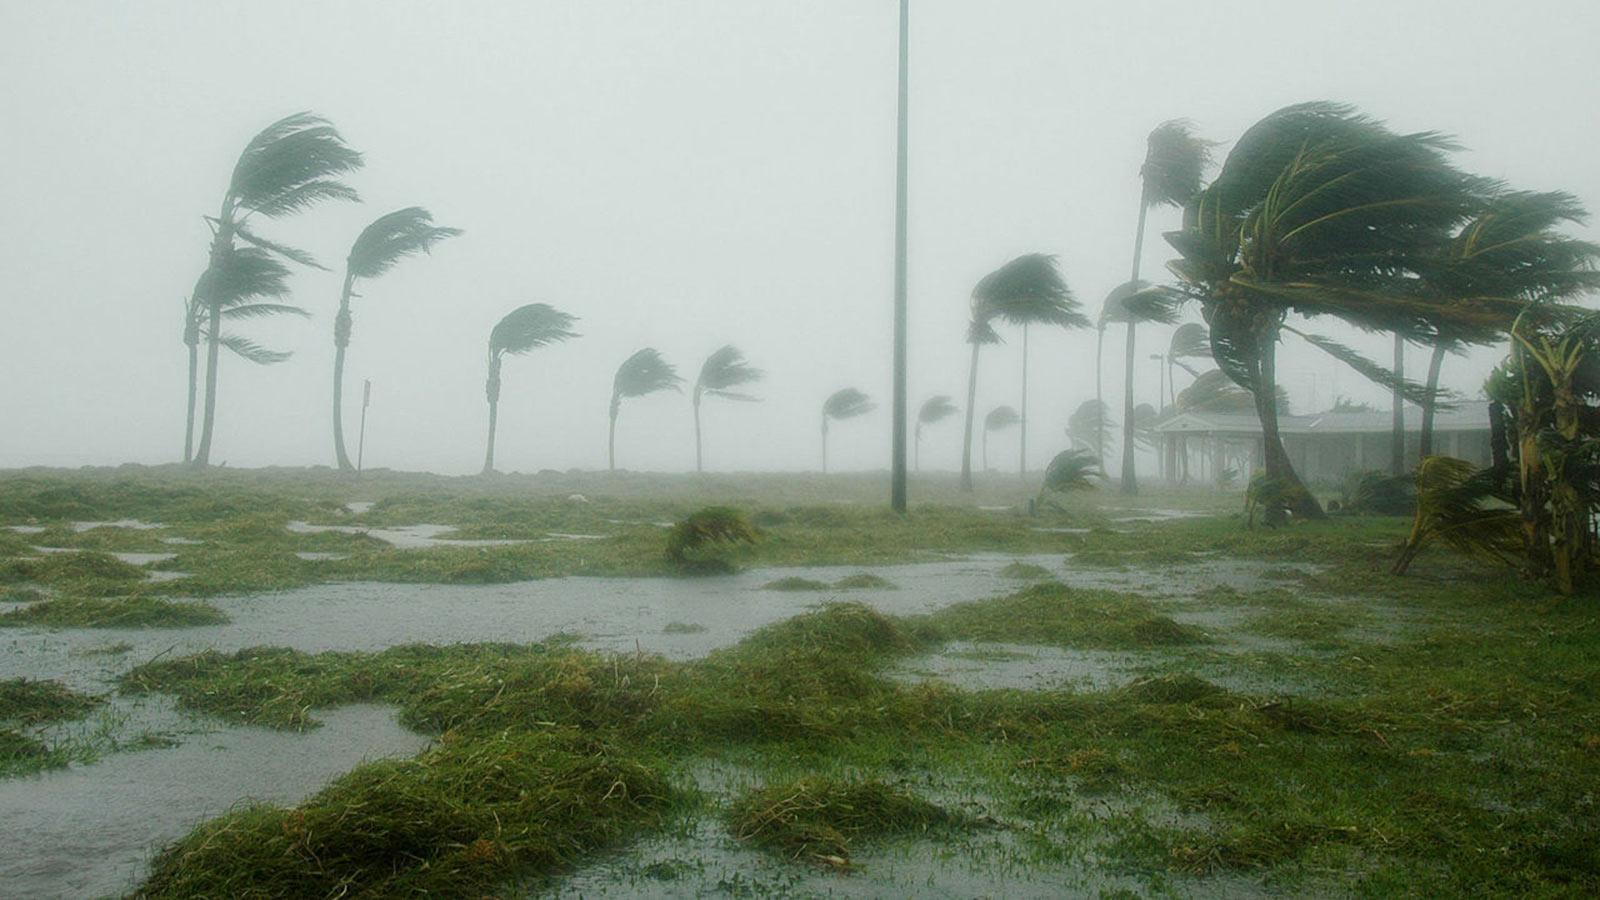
[1,468,1596,894]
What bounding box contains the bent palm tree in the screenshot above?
[1039,448,1103,509]
[822,388,874,474]
[915,395,958,471]
[610,349,682,471]
[189,112,363,466]
[481,304,577,474]
[961,254,1087,492]
[1067,399,1113,455]
[692,345,763,473]
[333,208,461,470]
[1101,280,1182,491]
[982,405,1020,472]
[1164,322,1210,482]
[1118,120,1212,493]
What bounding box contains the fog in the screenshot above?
[2,0,1596,475]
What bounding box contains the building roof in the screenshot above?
[1152,401,1490,436]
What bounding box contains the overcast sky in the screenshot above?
[2,0,1596,475]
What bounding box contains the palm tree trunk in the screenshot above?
[1390,332,1405,476]
[481,355,501,475]
[183,334,199,464]
[982,429,988,472]
[193,303,224,467]
[332,273,356,471]
[608,395,620,472]
[1419,342,1445,459]
[959,341,981,492]
[1256,327,1323,519]
[1019,324,1028,479]
[821,418,829,474]
[1120,319,1139,494]
[914,424,921,473]
[693,390,704,473]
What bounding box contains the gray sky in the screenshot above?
[2,0,1596,474]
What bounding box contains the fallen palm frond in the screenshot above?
[1392,456,1522,575]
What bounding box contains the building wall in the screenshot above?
[1287,430,1491,481]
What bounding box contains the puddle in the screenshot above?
[285,521,527,550]
[5,525,46,535]
[1106,508,1215,523]
[345,501,375,515]
[295,552,349,562]
[890,642,1140,692]
[158,537,203,546]
[71,520,167,533]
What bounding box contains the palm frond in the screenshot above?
[1392,456,1520,574]
[984,405,1020,432]
[197,247,292,308]
[1168,322,1210,359]
[1099,279,1184,326]
[1176,369,1287,414]
[918,395,958,425]
[347,207,462,280]
[613,348,683,399]
[220,302,309,321]
[1142,119,1214,208]
[1066,399,1113,449]
[228,112,363,218]
[215,333,292,365]
[973,254,1090,329]
[489,303,579,356]
[823,388,875,421]
[1285,327,1452,410]
[1040,448,1103,493]
[234,223,327,270]
[697,345,764,398]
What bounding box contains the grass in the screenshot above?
[6,468,1600,894]
[728,777,971,866]
[0,677,102,777]
[998,560,1055,580]
[0,596,227,628]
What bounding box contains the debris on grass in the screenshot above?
[663,621,708,635]
[832,572,896,590]
[924,584,1207,650]
[763,576,831,591]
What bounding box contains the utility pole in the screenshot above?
[356,379,371,475]
[890,0,910,514]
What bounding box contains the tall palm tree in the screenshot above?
[609,349,682,471]
[481,303,577,475]
[822,388,874,474]
[1166,102,1489,518]
[915,395,958,471]
[692,345,763,473]
[1415,191,1600,458]
[982,405,1020,472]
[1100,279,1182,491]
[1118,120,1211,494]
[189,112,363,466]
[1067,399,1113,455]
[1165,322,1210,481]
[961,254,1087,492]
[332,208,461,470]
[181,248,307,461]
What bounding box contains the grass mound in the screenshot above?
[0,586,45,603]
[0,728,53,776]
[833,572,896,590]
[662,621,708,634]
[0,550,146,587]
[0,677,101,725]
[665,507,759,573]
[763,576,831,592]
[1,596,227,629]
[998,561,1054,580]
[136,729,673,898]
[728,777,967,866]
[1121,674,1228,705]
[926,584,1207,650]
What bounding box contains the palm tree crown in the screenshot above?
[347,207,463,280]
[985,405,1020,432]
[695,345,763,401]
[1140,119,1214,209]
[972,254,1088,329]
[824,388,875,422]
[481,303,578,475]
[918,395,958,426]
[614,349,683,400]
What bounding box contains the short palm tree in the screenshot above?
[915,395,958,471]
[332,208,461,470]
[982,405,1020,472]
[1040,448,1104,502]
[961,254,1087,492]
[692,345,763,473]
[610,349,682,471]
[188,112,363,466]
[182,248,307,460]
[821,388,874,474]
[481,304,577,474]
[1100,280,1182,492]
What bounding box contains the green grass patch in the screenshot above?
[0,596,227,628]
[998,561,1055,580]
[0,677,101,725]
[833,572,896,590]
[728,777,970,866]
[763,576,830,592]
[923,584,1207,650]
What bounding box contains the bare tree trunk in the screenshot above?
[332,272,357,471]
[1419,342,1445,459]
[1019,324,1028,479]
[481,355,501,474]
[608,394,620,472]
[693,389,704,473]
[193,303,224,467]
[1257,326,1324,519]
[1390,333,1406,476]
[959,341,981,492]
[183,334,199,463]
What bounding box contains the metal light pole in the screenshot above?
[890,0,910,514]
[356,379,371,474]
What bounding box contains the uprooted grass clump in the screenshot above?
[832,572,896,590]
[664,506,760,573]
[762,576,831,591]
[0,677,101,726]
[763,573,898,592]
[998,561,1055,580]
[922,583,1206,650]
[0,551,148,594]
[135,728,674,898]
[728,777,970,867]
[0,595,227,629]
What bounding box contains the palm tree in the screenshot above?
[1066,399,1112,455]
[189,112,363,466]
[1165,102,1488,518]
[1100,280,1182,492]
[481,304,577,474]
[1039,448,1104,506]
[1116,120,1211,495]
[692,345,763,473]
[1164,322,1210,481]
[332,208,461,470]
[915,395,958,471]
[181,248,307,461]
[1415,191,1600,458]
[982,405,1020,472]
[609,349,682,471]
[822,388,874,474]
[961,254,1087,492]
